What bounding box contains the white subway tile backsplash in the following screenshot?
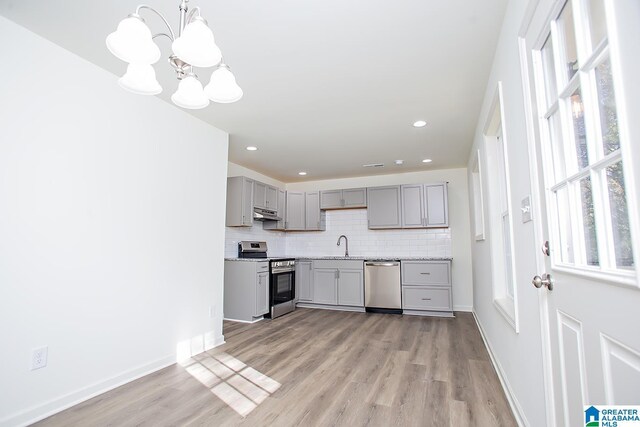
[224,209,451,258]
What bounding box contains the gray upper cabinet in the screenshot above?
[253,181,267,209]
[296,260,313,302]
[425,183,449,227]
[320,190,343,209]
[342,188,367,208]
[305,191,326,231]
[286,191,306,230]
[337,269,363,306]
[401,184,425,228]
[320,188,367,209]
[313,269,338,305]
[263,189,287,230]
[367,186,402,229]
[265,185,278,210]
[225,176,254,227]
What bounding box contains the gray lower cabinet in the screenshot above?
[320,188,367,209]
[401,260,453,317]
[367,186,402,228]
[313,269,338,304]
[225,176,254,227]
[286,191,306,230]
[296,260,313,302]
[307,260,364,308]
[337,269,363,306]
[224,261,270,322]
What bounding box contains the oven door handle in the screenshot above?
[271,268,295,274]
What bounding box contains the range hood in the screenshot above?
[253,207,282,222]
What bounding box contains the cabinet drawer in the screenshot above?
[313,260,363,270]
[401,261,450,286]
[402,287,452,311]
[256,262,269,273]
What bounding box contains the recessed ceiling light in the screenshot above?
[298,171,307,176]
[413,120,427,128]
[422,158,432,163]
[246,146,258,151]
[395,160,404,165]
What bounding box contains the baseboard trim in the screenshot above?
[295,303,365,313]
[223,316,264,324]
[2,354,176,427]
[453,304,473,312]
[472,311,529,427]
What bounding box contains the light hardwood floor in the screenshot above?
[35,309,517,426]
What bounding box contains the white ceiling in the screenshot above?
[0,0,507,182]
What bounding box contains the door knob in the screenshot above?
[532,273,553,291]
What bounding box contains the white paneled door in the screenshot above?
[521,0,640,425]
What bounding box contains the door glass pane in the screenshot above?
[570,87,589,169]
[541,36,557,108]
[606,162,634,269]
[580,177,599,266]
[588,0,607,49]
[558,1,579,81]
[555,186,574,263]
[594,59,620,155]
[548,111,566,183]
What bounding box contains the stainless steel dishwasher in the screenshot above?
[364,260,402,314]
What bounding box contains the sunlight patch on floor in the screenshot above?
[181,352,281,417]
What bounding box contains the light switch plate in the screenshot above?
[521,195,533,223]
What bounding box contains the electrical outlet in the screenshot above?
[31,346,48,370]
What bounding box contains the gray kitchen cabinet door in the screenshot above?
[305,191,325,230]
[367,186,402,229]
[286,191,306,230]
[337,269,364,306]
[342,188,367,208]
[255,271,269,316]
[425,183,449,227]
[313,269,337,305]
[401,184,425,228]
[253,181,267,209]
[263,189,286,230]
[265,186,278,210]
[296,261,313,302]
[320,190,343,209]
[225,176,254,227]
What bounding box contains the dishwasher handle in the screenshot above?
[365,261,399,267]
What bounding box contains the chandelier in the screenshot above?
[106,0,242,109]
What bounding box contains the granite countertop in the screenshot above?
[225,256,452,261]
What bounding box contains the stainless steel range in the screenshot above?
[238,241,296,319]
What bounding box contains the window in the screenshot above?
[471,150,485,241]
[484,82,519,331]
[534,0,634,277]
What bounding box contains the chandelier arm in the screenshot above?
[135,4,176,40]
[152,33,174,41]
[185,7,201,24]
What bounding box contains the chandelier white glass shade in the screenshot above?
[106,0,242,110]
[171,74,210,109]
[172,18,222,67]
[106,16,161,64]
[205,64,243,103]
[118,64,162,95]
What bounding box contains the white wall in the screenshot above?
[466,1,547,426]
[0,17,229,426]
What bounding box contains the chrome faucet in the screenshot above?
[337,235,349,257]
